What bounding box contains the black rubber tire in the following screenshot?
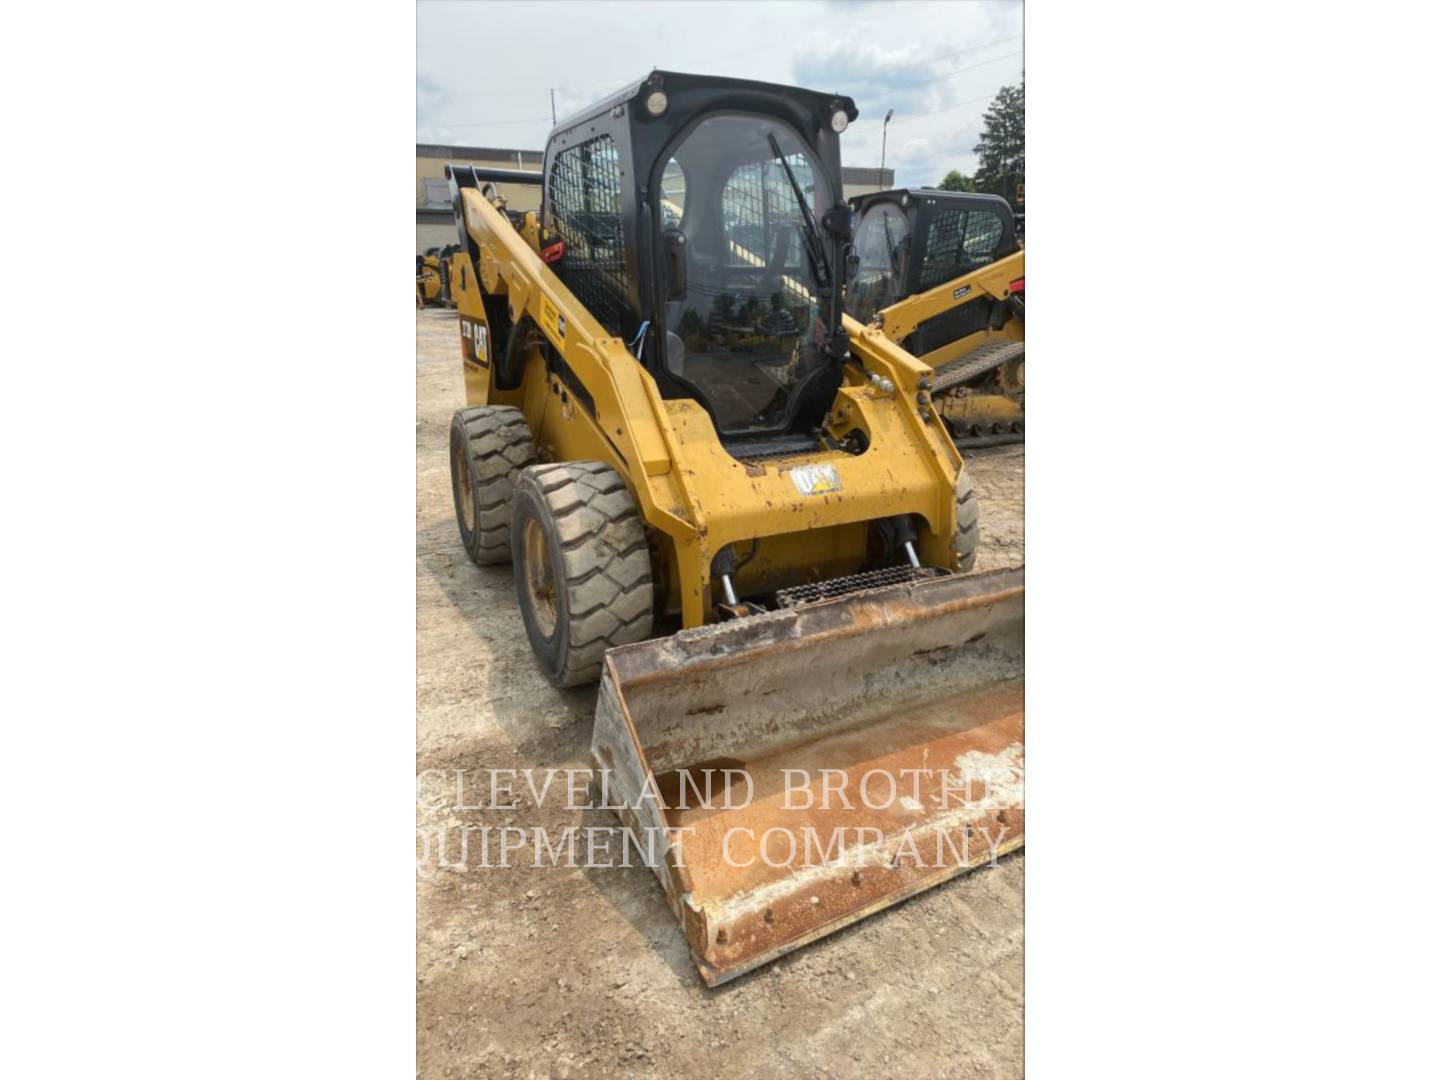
[510,462,654,687]
[449,406,538,566]
[952,468,980,573]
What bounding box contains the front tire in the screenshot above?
[511,462,654,687]
[952,468,980,572]
[450,406,538,566]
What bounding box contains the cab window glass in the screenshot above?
[547,134,629,334]
[657,115,832,436]
[660,158,686,227]
[847,201,911,322]
[918,208,1004,291]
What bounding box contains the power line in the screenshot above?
[430,117,553,129]
[860,33,1022,78]
[422,38,1021,144]
[848,74,1024,136]
[425,30,1023,133]
[860,50,1024,104]
[688,0,931,65]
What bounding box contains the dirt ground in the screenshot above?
[416,306,1025,1079]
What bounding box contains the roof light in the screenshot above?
[645,90,668,116]
[830,109,849,133]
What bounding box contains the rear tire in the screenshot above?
[450,406,538,566]
[952,468,980,572]
[511,462,654,687]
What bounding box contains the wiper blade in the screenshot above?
[767,133,831,287]
[881,212,902,275]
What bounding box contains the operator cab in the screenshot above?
[846,189,1018,354]
[537,71,858,453]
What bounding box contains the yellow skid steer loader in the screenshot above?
[847,189,1025,447]
[416,249,443,307]
[445,71,1023,985]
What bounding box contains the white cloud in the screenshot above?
[416,0,1023,184]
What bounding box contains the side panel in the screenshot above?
[878,249,1025,347]
[451,252,492,407]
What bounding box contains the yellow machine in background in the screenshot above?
[416,250,443,306]
[848,189,1024,446]
[437,244,462,307]
[444,71,1023,985]
[418,245,466,308]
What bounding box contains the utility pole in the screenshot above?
[880,108,895,185]
[550,89,557,127]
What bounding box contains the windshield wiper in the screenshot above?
[767,133,831,288]
[881,212,902,276]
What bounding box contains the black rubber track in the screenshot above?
[929,340,1025,394]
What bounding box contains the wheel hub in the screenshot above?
[522,518,558,638]
[455,445,475,533]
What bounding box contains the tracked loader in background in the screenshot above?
[444,71,1024,985]
[847,189,1025,447]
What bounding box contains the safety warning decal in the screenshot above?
[540,296,565,345]
[790,464,842,496]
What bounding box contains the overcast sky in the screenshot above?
[417,0,1024,188]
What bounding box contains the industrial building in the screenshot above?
[417,144,542,252]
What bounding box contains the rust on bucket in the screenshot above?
[593,566,1024,985]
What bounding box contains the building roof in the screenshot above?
[417,144,543,165]
[841,166,895,187]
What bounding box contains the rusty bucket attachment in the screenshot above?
[592,566,1024,986]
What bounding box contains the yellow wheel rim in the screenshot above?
[523,517,557,638]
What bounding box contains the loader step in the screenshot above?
[775,564,949,608]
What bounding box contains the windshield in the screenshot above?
[847,201,911,322]
[657,115,833,438]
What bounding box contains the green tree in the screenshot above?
[973,81,1024,206]
[937,170,976,192]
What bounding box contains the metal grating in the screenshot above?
[547,135,630,335]
[775,564,950,608]
[918,209,1005,292]
[722,156,811,271]
[735,446,822,465]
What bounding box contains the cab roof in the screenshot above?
[550,69,858,141]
